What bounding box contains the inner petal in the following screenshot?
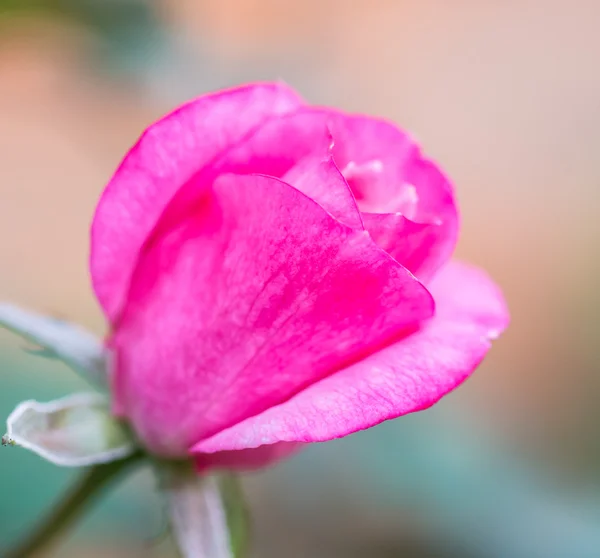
[341,159,420,220]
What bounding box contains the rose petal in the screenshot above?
[221,107,458,280]
[217,109,363,229]
[282,154,363,229]
[325,111,427,215]
[195,442,301,472]
[218,108,332,177]
[112,173,433,456]
[153,141,363,244]
[192,261,508,453]
[362,205,455,282]
[90,82,304,320]
[325,111,459,280]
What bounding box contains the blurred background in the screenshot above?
[1,1,599,556]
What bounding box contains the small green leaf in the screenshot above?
[6,393,136,467]
[0,303,108,389]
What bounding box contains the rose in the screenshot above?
[90,82,508,469]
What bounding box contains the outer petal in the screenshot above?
[90,82,304,320]
[112,173,434,456]
[192,261,508,453]
[195,442,301,472]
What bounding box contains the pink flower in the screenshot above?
[90,82,508,468]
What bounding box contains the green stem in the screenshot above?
[4,451,144,558]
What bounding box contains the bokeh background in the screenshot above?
[1,1,599,556]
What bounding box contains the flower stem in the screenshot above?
[159,461,234,558]
[4,451,145,558]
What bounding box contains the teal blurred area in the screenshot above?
[1,1,599,556]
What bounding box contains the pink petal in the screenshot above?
[193,261,508,453]
[325,112,459,280]
[216,109,363,229]
[90,82,304,320]
[219,106,458,280]
[325,111,426,215]
[151,113,364,238]
[218,108,333,177]
[282,155,363,229]
[361,213,433,272]
[112,173,434,456]
[195,442,301,472]
[362,199,455,282]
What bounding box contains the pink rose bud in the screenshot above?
[90,82,508,467]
